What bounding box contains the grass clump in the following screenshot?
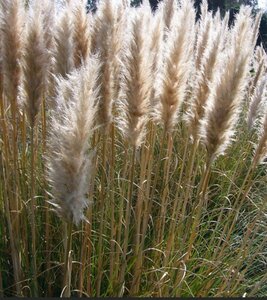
[0,0,266,297]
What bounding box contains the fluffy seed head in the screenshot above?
[93,0,126,132]
[53,2,74,78]
[20,2,48,127]
[1,0,25,103]
[247,76,267,131]
[200,7,256,162]
[254,110,267,164]
[185,11,225,140]
[73,0,91,68]
[117,9,153,148]
[153,0,195,132]
[47,58,99,225]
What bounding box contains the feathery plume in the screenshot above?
[93,0,114,130]
[39,0,57,107]
[160,0,178,36]
[185,12,225,140]
[154,0,195,132]
[249,48,266,97]
[53,2,74,78]
[252,11,262,48]
[93,0,125,131]
[20,1,48,127]
[254,109,267,164]
[150,9,164,108]
[117,9,153,148]
[38,0,56,52]
[247,76,267,130]
[73,0,91,68]
[254,45,266,63]
[194,0,212,71]
[111,1,128,103]
[200,7,255,162]
[0,0,25,103]
[47,58,99,225]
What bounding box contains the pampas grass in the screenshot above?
[0,0,25,295]
[200,7,254,162]
[47,58,99,296]
[118,8,152,147]
[53,1,74,78]
[73,0,91,68]
[154,0,195,132]
[47,59,99,225]
[0,0,267,297]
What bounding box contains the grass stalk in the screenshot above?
[130,142,150,295]
[113,142,129,287]
[163,133,190,266]
[109,123,116,286]
[0,97,22,296]
[180,138,200,226]
[96,136,107,296]
[153,132,174,267]
[86,207,93,296]
[129,122,157,294]
[118,145,136,293]
[155,132,173,245]
[41,95,52,296]
[62,221,73,297]
[212,158,257,261]
[184,157,212,262]
[29,126,38,296]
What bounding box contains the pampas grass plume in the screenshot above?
[53,2,74,78]
[47,58,99,225]
[1,0,24,103]
[21,1,48,127]
[117,8,153,147]
[247,75,267,130]
[154,0,195,132]
[73,0,91,68]
[200,7,255,162]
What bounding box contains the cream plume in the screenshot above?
[185,11,226,140]
[254,109,267,164]
[117,8,153,147]
[47,58,99,225]
[247,75,267,130]
[194,0,212,71]
[20,1,48,127]
[93,0,126,131]
[0,0,25,103]
[154,0,195,132]
[200,7,256,162]
[53,2,74,78]
[73,0,91,68]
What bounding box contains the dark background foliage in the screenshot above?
[87,0,267,49]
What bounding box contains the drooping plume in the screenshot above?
[47,58,99,225]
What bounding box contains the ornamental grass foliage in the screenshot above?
[0,0,267,297]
